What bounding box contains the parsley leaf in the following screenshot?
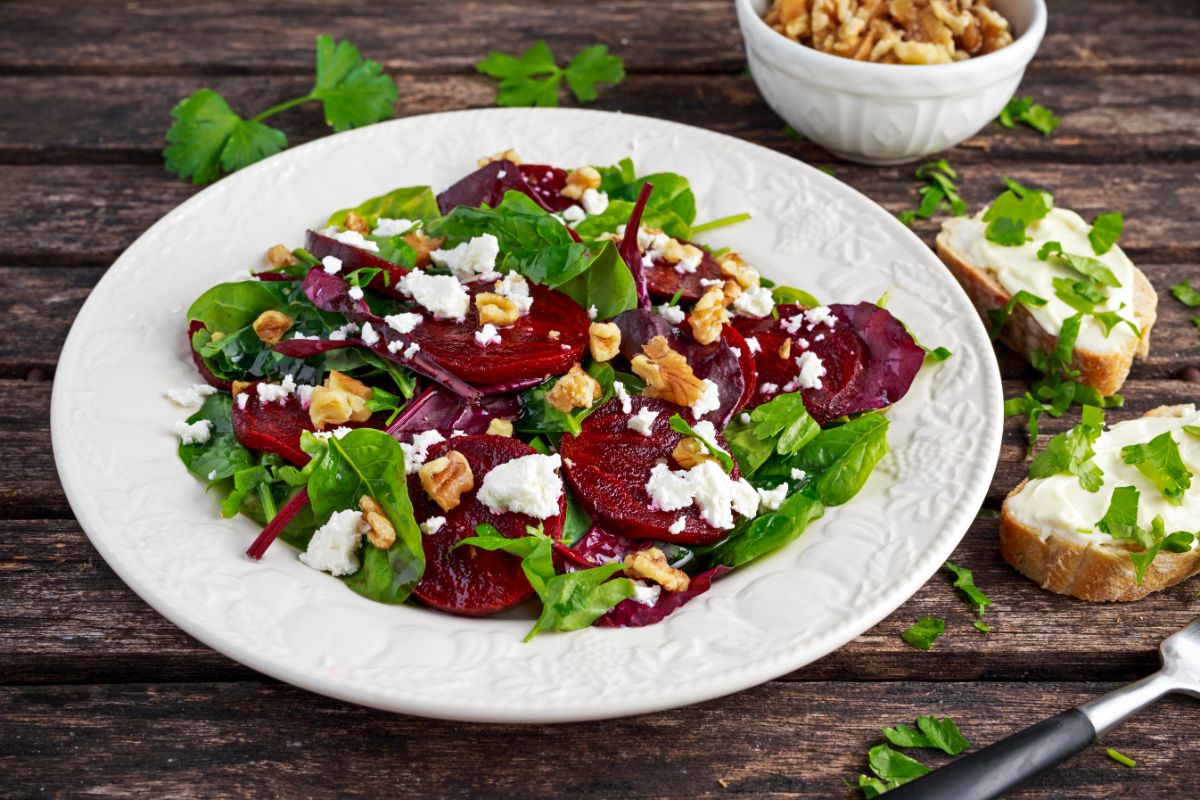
[310,35,398,131]
[997,96,1061,136]
[897,160,965,225]
[1095,491,1197,585]
[668,413,734,473]
[880,717,970,756]
[901,616,945,650]
[476,40,625,107]
[868,745,931,784]
[945,561,992,621]
[1038,241,1121,287]
[982,182,1053,246]
[164,89,288,185]
[1171,280,1200,307]
[987,289,1048,339]
[1028,404,1106,491]
[1121,431,1193,504]
[1097,485,1144,543]
[1088,212,1124,255]
[748,391,820,456]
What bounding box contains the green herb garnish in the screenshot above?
[668,414,734,473]
[945,562,992,627]
[901,617,945,650]
[987,289,1048,339]
[1107,748,1136,768]
[982,179,1053,245]
[897,159,966,225]
[882,716,971,756]
[1171,280,1200,307]
[1037,241,1121,287]
[1121,431,1193,504]
[1028,404,1106,491]
[475,40,624,107]
[1088,212,1124,255]
[997,96,1061,136]
[1095,487,1197,585]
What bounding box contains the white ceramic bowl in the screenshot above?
[736,0,1047,165]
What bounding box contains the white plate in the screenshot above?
[52,108,1002,723]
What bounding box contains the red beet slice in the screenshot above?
[409,435,565,616]
[829,302,925,414]
[644,246,726,303]
[406,279,588,385]
[559,396,743,546]
[731,304,868,425]
[597,565,731,628]
[721,323,759,414]
[231,385,316,467]
[305,229,408,300]
[517,164,576,212]
[437,159,556,215]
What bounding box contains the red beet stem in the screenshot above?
[619,182,654,309]
[245,488,310,560]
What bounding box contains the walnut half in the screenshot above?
[687,285,728,346]
[419,450,474,512]
[359,495,396,549]
[252,310,293,345]
[546,364,602,413]
[561,166,601,200]
[630,336,707,408]
[588,321,621,362]
[624,547,691,592]
[672,437,715,469]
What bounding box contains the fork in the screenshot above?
[885,616,1200,800]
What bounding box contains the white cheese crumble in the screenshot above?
[398,270,470,320]
[330,229,380,253]
[656,303,685,325]
[321,255,343,275]
[328,321,360,341]
[360,321,380,346]
[420,516,447,535]
[403,341,421,360]
[173,419,213,445]
[312,426,353,440]
[760,382,779,394]
[690,420,725,452]
[739,412,752,425]
[745,336,762,354]
[399,430,446,474]
[561,205,586,224]
[581,188,609,215]
[477,453,564,520]
[384,312,422,334]
[372,217,416,237]
[645,460,759,530]
[757,482,789,511]
[348,285,364,301]
[493,271,534,315]
[668,517,686,535]
[733,285,775,318]
[256,382,290,404]
[700,278,724,287]
[166,383,217,407]
[795,351,826,390]
[691,379,720,419]
[790,468,808,481]
[299,509,367,576]
[614,381,633,414]
[780,314,805,335]
[628,407,660,435]
[475,323,502,346]
[804,305,837,328]
[631,582,662,606]
[430,233,500,281]
[236,393,248,410]
[588,305,598,320]
[673,248,702,274]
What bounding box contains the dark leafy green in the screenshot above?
[791,413,890,506]
[901,617,945,650]
[177,393,256,485]
[1121,431,1192,504]
[326,185,439,229]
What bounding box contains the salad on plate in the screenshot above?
[169,152,932,640]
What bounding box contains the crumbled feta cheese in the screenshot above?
[797,338,809,348]
[804,305,836,328]
[669,518,686,535]
[628,407,660,435]
[399,430,446,474]
[795,351,826,390]
[690,420,724,450]
[691,379,720,419]
[321,255,343,274]
[637,226,671,255]
[780,314,805,335]
[280,373,297,394]
[757,482,789,511]
[256,382,290,404]
[730,347,742,358]
[790,468,808,481]
[781,380,798,393]
[656,303,685,325]
[420,516,446,535]
[312,426,353,440]
[372,217,416,237]
[328,321,359,341]
[760,382,779,394]
[236,393,248,410]
[631,582,662,606]
[475,323,501,346]
[291,332,318,341]
[330,229,380,253]
[166,383,217,407]
[645,460,760,530]
[450,429,466,438]
[581,188,609,216]
[403,341,421,360]
[739,412,751,425]
[814,333,825,342]
[561,205,586,224]
[645,463,696,512]
[384,312,422,334]
[207,469,218,480]
[348,285,364,301]
[360,322,380,346]
[733,285,775,318]
[430,233,500,281]
[398,270,470,320]
[477,453,564,519]
[745,336,762,354]
[614,381,633,414]
[673,248,702,274]
[587,305,598,320]
[173,419,213,445]
[299,509,367,576]
[700,278,724,287]
[493,271,534,315]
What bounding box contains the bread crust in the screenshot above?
[935,222,1156,396]
[999,406,1200,602]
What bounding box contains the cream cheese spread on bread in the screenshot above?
[1006,405,1200,547]
[943,207,1138,354]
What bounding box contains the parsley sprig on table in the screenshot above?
[164,36,397,185]
[897,160,966,226]
[997,95,1061,136]
[475,40,624,107]
[856,715,971,796]
[945,562,992,632]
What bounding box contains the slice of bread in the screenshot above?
[1000,406,1200,602]
[936,218,1156,397]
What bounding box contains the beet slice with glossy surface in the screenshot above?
[644,246,726,303]
[406,279,588,385]
[409,435,565,616]
[517,164,576,212]
[559,396,741,546]
[305,229,408,300]
[829,302,925,414]
[437,159,555,214]
[231,386,316,466]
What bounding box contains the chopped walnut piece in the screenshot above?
[624,547,691,592]
[561,166,602,200]
[672,437,716,469]
[358,495,396,549]
[548,330,561,340]
[343,212,369,235]
[546,364,602,413]
[778,339,792,359]
[478,149,523,167]
[266,244,296,267]
[630,336,707,408]
[475,292,519,327]
[661,238,703,268]
[419,450,474,512]
[252,310,293,345]
[403,230,444,268]
[588,322,621,362]
[309,370,372,429]
[231,380,251,396]
[486,418,514,437]
[722,279,743,308]
[719,254,760,290]
[688,285,728,346]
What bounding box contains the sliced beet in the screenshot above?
[644,246,726,303]
[406,279,588,384]
[597,565,731,628]
[305,229,408,300]
[611,308,747,428]
[721,323,759,413]
[569,525,653,567]
[558,396,740,546]
[829,302,925,414]
[437,159,554,215]
[731,304,868,425]
[409,435,565,617]
[231,385,315,466]
[517,164,576,212]
[385,385,519,440]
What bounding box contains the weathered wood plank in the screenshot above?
[1,0,1197,75]
[1,679,1196,798]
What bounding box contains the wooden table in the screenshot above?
[3,1,1198,796]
